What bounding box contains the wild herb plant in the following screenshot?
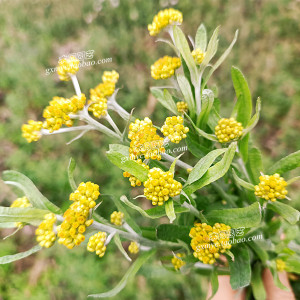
[1,8,300,299]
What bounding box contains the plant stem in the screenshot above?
[41,125,93,135]
[105,113,122,136]
[70,74,82,97]
[161,153,192,170]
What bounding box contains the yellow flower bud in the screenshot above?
[87,232,107,258]
[172,253,186,270]
[161,116,189,143]
[57,56,80,81]
[110,211,124,226]
[151,56,181,80]
[21,120,43,143]
[128,241,139,254]
[215,118,243,143]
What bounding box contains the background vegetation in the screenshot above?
[0,0,299,299]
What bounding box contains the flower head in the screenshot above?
[144,168,182,206]
[276,259,286,271]
[161,116,189,143]
[22,120,43,143]
[148,8,183,36]
[172,253,186,270]
[43,94,86,132]
[88,94,108,118]
[35,213,57,248]
[87,231,107,258]
[110,211,124,226]
[151,56,181,80]
[123,159,150,187]
[215,118,243,143]
[128,241,139,254]
[190,223,232,264]
[128,118,165,161]
[254,174,288,202]
[177,101,188,114]
[102,70,119,84]
[192,48,206,64]
[10,197,32,228]
[57,56,80,81]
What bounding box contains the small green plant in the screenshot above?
[1,7,300,299]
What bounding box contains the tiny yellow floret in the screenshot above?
[215,118,243,143]
[177,101,188,114]
[276,259,286,271]
[102,70,119,84]
[22,120,43,143]
[110,211,124,226]
[192,48,206,64]
[10,197,32,228]
[172,253,186,270]
[148,8,183,36]
[151,56,181,80]
[35,213,57,248]
[190,222,232,264]
[254,173,288,202]
[57,56,80,81]
[87,231,107,258]
[128,241,139,254]
[161,116,189,143]
[144,168,182,206]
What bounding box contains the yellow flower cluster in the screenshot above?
[148,8,183,36]
[215,118,243,143]
[128,241,139,254]
[172,253,186,271]
[161,116,189,143]
[192,48,206,64]
[276,259,286,271]
[87,231,107,258]
[35,213,57,248]
[88,70,119,118]
[190,223,232,264]
[43,94,86,132]
[21,120,43,143]
[10,197,32,228]
[151,56,181,80]
[254,174,288,202]
[177,101,188,114]
[57,182,99,249]
[110,211,124,226]
[144,168,182,206]
[128,117,165,161]
[57,56,80,81]
[123,159,150,187]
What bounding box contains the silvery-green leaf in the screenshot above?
[197,89,215,128]
[150,87,178,114]
[267,150,300,174]
[68,157,77,191]
[113,234,132,262]
[242,97,261,137]
[232,169,255,191]
[156,38,179,56]
[165,199,176,223]
[267,201,300,225]
[195,24,207,51]
[0,245,42,264]
[176,73,195,114]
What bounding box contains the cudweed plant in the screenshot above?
[1,7,300,299]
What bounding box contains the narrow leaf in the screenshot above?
[187,148,227,185]
[267,150,300,174]
[88,249,156,298]
[228,245,251,289]
[156,224,191,244]
[176,73,195,113]
[169,153,184,175]
[184,142,237,194]
[195,23,207,51]
[150,87,178,114]
[242,97,261,137]
[197,89,215,129]
[208,268,219,300]
[232,169,255,191]
[165,200,176,223]
[246,147,263,185]
[68,157,77,191]
[2,170,61,214]
[267,201,300,225]
[113,234,132,262]
[205,202,262,229]
[251,263,266,300]
[0,245,42,264]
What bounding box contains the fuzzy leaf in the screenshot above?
[267,150,300,174]
[228,245,251,289]
[150,87,178,114]
[184,142,237,194]
[232,169,255,191]
[0,207,49,226]
[197,89,215,129]
[113,234,132,262]
[156,224,191,244]
[0,245,42,264]
[187,148,227,185]
[109,144,130,156]
[251,263,266,300]
[195,23,207,51]
[231,66,252,127]
[68,157,77,191]
[208,268,219,300]
[173,26,198,84]
[205,202,262,229]
[2,170,61,214]
[242,97,261,136]
[246,147,263,185]
[165,199,176,223]
[106,151,149,182]
[176,73,195,113]
[88,250,156,298]
[267,201,300,225]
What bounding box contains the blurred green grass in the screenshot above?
[0,0,299,299]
